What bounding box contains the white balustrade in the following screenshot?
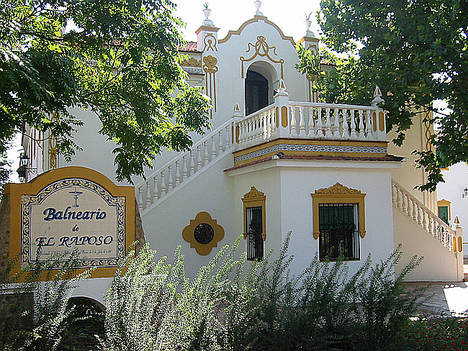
[135,119,235,212]
[288,102,386,142]
[392,181,455,252]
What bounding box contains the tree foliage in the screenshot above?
[0,0,210,182]
[298,0,467,190]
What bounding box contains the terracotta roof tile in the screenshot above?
[179,41,200,52]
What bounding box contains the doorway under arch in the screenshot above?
[245,61,278,116]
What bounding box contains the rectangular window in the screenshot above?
[319,203,360,261]
[246,206,264,260]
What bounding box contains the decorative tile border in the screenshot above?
[234,143,387,163]
[21,178,126,269]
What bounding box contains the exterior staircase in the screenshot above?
[392,181,464,281]
[135,118,237,216]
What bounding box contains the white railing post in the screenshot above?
[452,220,464,281]
[274,78,290,138]
[232,104,243,149]
[371,86,387,141]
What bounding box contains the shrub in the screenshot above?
[0,253,90,351]
[101,234,426,351]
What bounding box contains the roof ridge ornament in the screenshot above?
[305,12,316,37]
[202,3,215,27]
[371,85,385,106]
[254,0,263,16]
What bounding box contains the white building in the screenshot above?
[20,3,465,304]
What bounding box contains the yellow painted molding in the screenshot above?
[233,138,388,158]
[4,166,136,280]
[182,211,224,256]
[311,183,366,239]
[281,106,288,127]
[180,57,202,67]
[458,236,462,252]
[195,26,220,34]
[242,186,266,241]
[219,16,296,46]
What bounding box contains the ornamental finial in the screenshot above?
[371,85,384,106]
[254,0,263,16]
[202,3,214,26]
[305,12,316,37]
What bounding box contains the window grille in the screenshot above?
[319,203,360,261]
[246,206,264,260]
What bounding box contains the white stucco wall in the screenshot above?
[393,209,461,281]
[437,162,468,242]
[228,159,399,279]
[278,163,395,278]
[140,152,238,278]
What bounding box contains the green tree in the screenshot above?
[0,0,210,182]
[298,0,467,190]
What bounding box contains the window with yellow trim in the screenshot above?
[312,183,366,262]
[242,186,266,261]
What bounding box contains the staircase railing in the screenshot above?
[136,118,235,213]
[392,180,455,252]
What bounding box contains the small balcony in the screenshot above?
[231,83,389,168]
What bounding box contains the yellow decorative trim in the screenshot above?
[242,186,266,240]
[437,199,451,220]
[203,33,218,52]
[240,36,284,79]
[281,106,288,127]
[233,138,388,157]
[372,112,377,132]
[458,236,462,252]
[180,57,202,67]
[4,166,136,280]
[453,237,457,253]
[182,211,224,255]
[378,112,385,132]
[312,183,366,239]
[195,26,220,34]
[203,55,218,116]
[219,16,296,46]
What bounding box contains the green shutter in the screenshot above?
[438,206,449,225]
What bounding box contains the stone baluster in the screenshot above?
[350,109,357,138]
[290,106,297,135]
[365,110,372,138]
[138,186,144,211]
[182,155,188,180]
[160,171,166,195]
[145,182,152,208]
[203,141,209,165]
[225,125,231,149]
[153,175,159,202]
[196,145,202,169]
[358,110,365,139]
[211,135,217,159]
[316,107,323,137]
[175,160,181,186]
[324,108,331,138]
[167,166,173,191]
[307,107,314,137]
[189,151,195,175]
[342,109,350,139]
[218,130,223,153]
[332,108,339,137]
[299,107,306,136]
